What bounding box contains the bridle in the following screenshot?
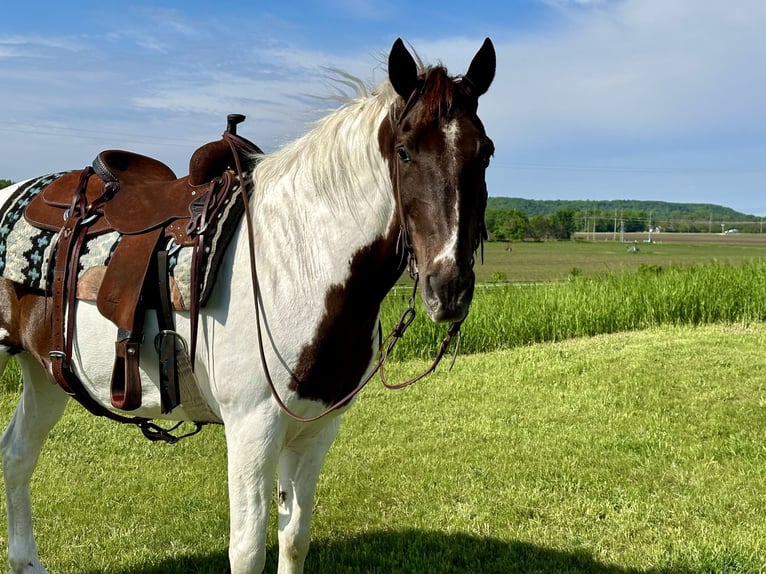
[228,87,479,423]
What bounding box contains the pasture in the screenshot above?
[1,239,765,573]
[467,235,766,285]
[0,324,764,573]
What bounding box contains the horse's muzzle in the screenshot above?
[422,269,475,323]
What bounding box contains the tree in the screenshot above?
[527,215,548,240]
[548,209,576,239]
[0,179,12,190]
[485,208,529,241]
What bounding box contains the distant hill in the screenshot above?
[487,197,756,222]
[484,197,762,239]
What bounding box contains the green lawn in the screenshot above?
[467,239,766,284]
[1,324,764,573]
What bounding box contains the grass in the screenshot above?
[1,242,766,572]
[1,324,765,572]
[444,239,766,285]
[383,260,766,360]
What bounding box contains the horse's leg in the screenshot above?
[276,418,340,574]
[224,411,284,574]
[1,353,68,574]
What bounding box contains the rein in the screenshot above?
[226,122,465,423]
[378,275,463,390]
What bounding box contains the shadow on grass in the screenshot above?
[86,530,693,574]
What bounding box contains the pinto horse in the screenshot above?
[0,38,495,573]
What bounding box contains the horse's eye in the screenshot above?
[396,145,412,163]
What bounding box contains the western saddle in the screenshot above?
[24,114,261,426]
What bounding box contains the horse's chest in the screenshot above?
[289,308,379,405]
[280,272,387,406]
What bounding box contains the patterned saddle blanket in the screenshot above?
[0,172,245,310]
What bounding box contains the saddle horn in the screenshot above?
[227,114,246,135]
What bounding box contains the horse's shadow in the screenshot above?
[85,530,693,574]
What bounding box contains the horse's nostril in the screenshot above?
[425,273,440,297]
[421,270,475,323]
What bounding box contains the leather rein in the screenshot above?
[226,94,471,423]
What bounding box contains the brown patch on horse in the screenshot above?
[418,67,479,121]
[289,228,404,405]
[0,279,53,367]
[392,66,480,126]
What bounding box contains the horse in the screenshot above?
[0,37,495,573]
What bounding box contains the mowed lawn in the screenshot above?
[467,238,766,284]
[0,324,764,573]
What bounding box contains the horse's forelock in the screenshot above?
[418,66,457,120]
[390,65,470,126]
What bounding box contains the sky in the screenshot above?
[1,0,765,216]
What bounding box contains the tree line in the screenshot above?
[485,197,764,241]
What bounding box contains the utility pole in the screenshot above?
[620,211,624,243]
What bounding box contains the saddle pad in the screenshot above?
[0,172,248,310]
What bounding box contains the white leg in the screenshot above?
[1,354,68,574]
[225,411,284,574]
[276,418,340,574]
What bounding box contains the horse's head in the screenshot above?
[380,38,496,323]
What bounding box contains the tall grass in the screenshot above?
[1,261,763,389]
[382,260,766,360]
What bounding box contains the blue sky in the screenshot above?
[1,0,765,215]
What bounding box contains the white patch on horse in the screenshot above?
[433,120,461,265]
[0,180,25,208]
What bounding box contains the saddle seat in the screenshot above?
[22,114,261,416]
[94,137,243,235]
[25,114,256,240]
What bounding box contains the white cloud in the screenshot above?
[0,34,88,59]
[1,1,763,213]
[485,0,766,152]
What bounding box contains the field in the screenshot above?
[0,325,764,573]
[582,232,766,246]
[1,237,765,573]
[466,235,766,284]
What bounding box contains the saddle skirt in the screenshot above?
[0,171,247,310]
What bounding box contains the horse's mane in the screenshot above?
[250,62,460,221]
[250,77,396,221]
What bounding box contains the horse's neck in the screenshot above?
[210,149,400,405]
[252,172,397,297]
[249,111,399,300]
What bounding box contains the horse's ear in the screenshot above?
[464,37,496,97]
[388,38,419,100]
